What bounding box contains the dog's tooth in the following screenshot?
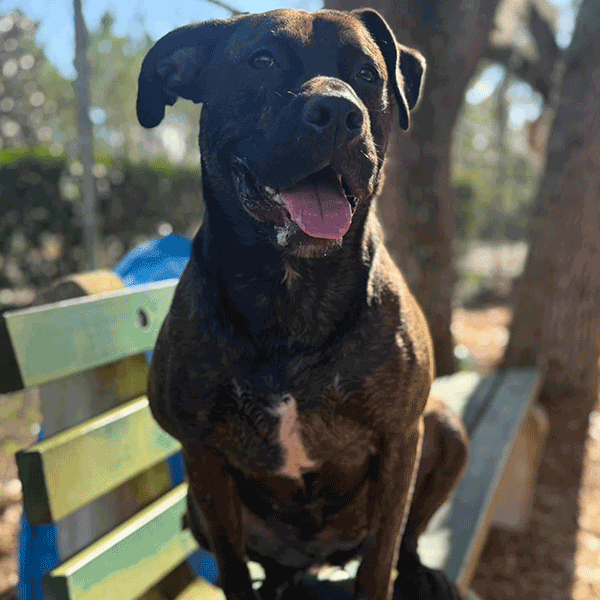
[276,226,291,246]
[265,186,276,196]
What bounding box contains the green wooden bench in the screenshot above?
[0,271,546,600]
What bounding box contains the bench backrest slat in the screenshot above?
[42,483,198,600]
[17,396,181,524]
[1,280,177,391]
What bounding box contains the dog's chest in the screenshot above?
[205,384,326,479]
[265,394,318,480]
[177,306,381,478]
[198,357,374,482]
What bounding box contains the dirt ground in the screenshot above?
[0,306,599,599]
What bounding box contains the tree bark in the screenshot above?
[324,0,502,375]
[503,0,600,401]
[73,0,97,269]
[484,4,561,103]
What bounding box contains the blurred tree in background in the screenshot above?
[0,11,75,152]
[86,11,203,164]
[503,0,600,403]
[323,0,565,375]
[0,8,205,303]
[0,8,204,163]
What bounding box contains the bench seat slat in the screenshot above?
[417,367,540,592]
[42,483,198,600]
[17,396,181,524]
[1,280,177,391]
[174,579,224,600]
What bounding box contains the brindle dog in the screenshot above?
[137,8,468,600]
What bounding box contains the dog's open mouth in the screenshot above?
[279,169,352,239]
[232,161,356,241]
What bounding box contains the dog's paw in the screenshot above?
[286,579,353,600]
[393,564,463,600]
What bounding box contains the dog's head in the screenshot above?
[137,9,425,257]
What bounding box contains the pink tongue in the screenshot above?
[280,179,352,239]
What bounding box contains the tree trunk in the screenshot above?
[73,0,97,269]
[324,0,501,375]
[503,0,600,402]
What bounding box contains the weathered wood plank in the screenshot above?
[17,396,181,525]
[417,367,541,593]
[174,579,224,600]
[42,484,198,600]
[2,280,177,390]
[0,313,24,393]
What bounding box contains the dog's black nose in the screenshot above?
[302,95,364,143]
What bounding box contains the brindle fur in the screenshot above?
[138,8,467,600]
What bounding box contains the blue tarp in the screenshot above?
[18,234,218,599]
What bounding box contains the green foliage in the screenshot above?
[87,11,151,156]
[0,7,203,164]
[454,181,478,240]
[0,149,203,291]
[452,87,542,241]
[86,10,203,162]
[0,10,74,152]
[0,7,205,299]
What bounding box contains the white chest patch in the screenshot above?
[269,395,317,480]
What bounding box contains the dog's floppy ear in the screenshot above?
[137,20,231,128]
[353,9,426,131]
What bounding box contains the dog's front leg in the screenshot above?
[183,447,256,600]
[354,419,423,600]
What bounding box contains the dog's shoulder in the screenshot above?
[360,217,435,410]
[361,213,426,331]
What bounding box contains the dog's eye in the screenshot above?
[357,65,378,83]
[249,51,276,70]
